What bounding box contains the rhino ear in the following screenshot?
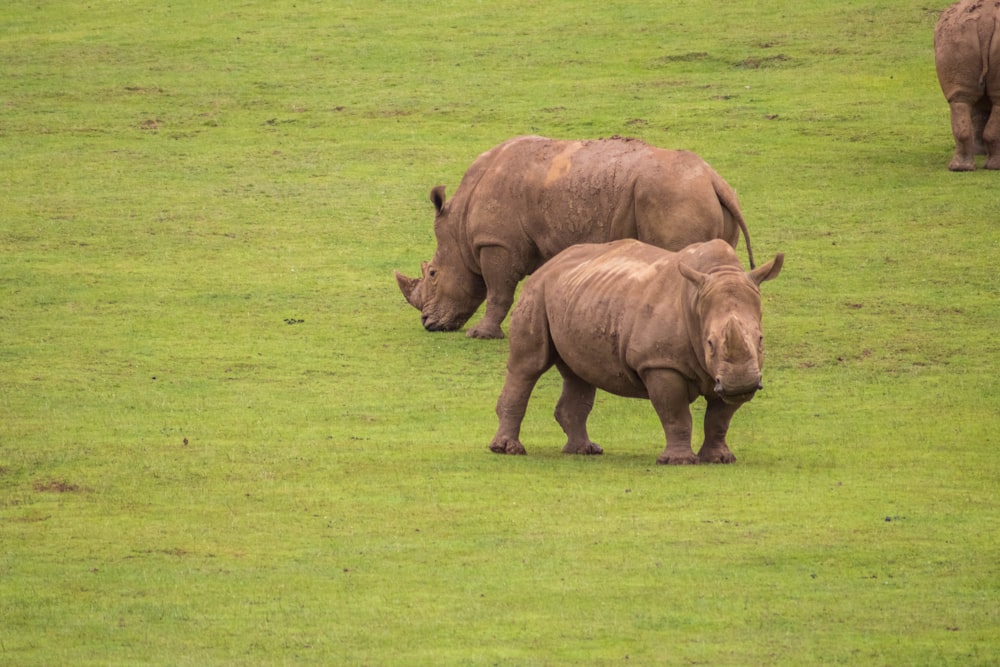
[678,261,709,288]
[430,185,447,216]
[749,253,784,286]
[395,270,423,309]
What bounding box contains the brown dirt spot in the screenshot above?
[736,54,792,69]
[656,52,710,63]
[33,479,84,493]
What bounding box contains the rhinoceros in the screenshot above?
[488,238,783,465]
[395,135,755,339]
[934,0,1000,170]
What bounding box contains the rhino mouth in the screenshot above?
[714,379,762,405]
[422,315,464,332]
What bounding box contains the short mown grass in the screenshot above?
[1,1,997,664]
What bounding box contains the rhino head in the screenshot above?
[679,254,784,405]
[394,186,487,332]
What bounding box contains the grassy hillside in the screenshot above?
[1,1,997,664]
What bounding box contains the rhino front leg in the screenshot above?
[491,364,547,455]
[490,377,532,455]
[698,397,740,464]
[467,246,522,339]
[644,369,699,465]
[554,361,603,455]
[489,299,556,455]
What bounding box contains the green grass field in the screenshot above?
[1,1,998,664]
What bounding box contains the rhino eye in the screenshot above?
[428,268,438,279]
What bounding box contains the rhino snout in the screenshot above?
[714,377,763,404]
[422,314,464,332]
[422,314,443,331]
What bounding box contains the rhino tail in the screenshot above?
[710,171,756,269]
[978,14,997,90]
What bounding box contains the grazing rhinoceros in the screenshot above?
[395,135,755,339]
[934,0,1000,170]
[489,238,783,465]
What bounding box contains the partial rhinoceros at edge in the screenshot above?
[934,0,1000,171]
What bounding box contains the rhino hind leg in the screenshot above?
[553,362,603,456]
[948,101,981,171]
[984,103,1000,170]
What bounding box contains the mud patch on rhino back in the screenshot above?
[543,141,584,187]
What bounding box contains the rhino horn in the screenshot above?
[722,320,751,361]
[395,270,423,309]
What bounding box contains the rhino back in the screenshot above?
[935,0,1000,92]
[459,138,691,260]
[527,240,694,397]
[529,140,660,254]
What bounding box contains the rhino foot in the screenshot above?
[948,156,976,172]
[698,448,737,464]
[656,451,700,465]
[985,156,1000,170]
[467,322,505,339]
[562,441,604,455]
[489,437,526,455]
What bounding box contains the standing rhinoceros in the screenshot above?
[489,238,783,465]
[395,135,756,339]
[934,0,1000,170]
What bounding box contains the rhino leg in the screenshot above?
[698,397,739,464]
[489,297,556,455]
[489,435,527,455]
[645,369,699,465]
[947,101,979,171]
[467,246,523,339]
[490,377,533,455]
[984,104,1000,170]
[554,361,603,456]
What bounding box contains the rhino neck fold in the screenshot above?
[438,211,482,279]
